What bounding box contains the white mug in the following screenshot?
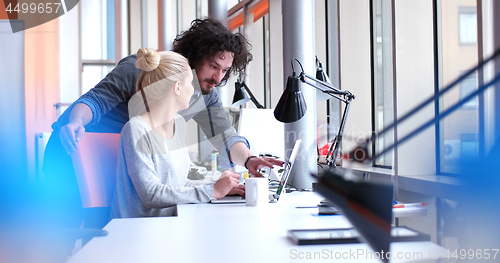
[245,177,269,206]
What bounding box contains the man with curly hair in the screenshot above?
[42,18,282,230]
[173,18,251,95]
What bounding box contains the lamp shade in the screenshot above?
[274,74,307,123]
[232,82,251,107]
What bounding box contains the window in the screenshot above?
[458,6,477,45]
[439,0,480,173]
[367,0,492,176]
[81,0,119,94]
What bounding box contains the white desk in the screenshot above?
[68,192,444,263]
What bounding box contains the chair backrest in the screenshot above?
[71,132,120,209]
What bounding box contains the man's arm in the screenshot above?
[76,55,140,126]
[58,55,140,154]
[190,90,244,169]
[191,90,283,175]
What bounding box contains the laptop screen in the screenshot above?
[275,140,302,198]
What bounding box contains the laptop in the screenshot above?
[210,140,302,204]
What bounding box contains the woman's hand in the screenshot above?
[213,171,240,199]
[226,184,245,196]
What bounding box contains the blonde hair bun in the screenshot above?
[136,48,161,72]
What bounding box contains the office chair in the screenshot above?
[71,132,120,242]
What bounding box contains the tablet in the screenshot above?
[287,226,430,245]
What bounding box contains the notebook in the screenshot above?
[210,140,302,204]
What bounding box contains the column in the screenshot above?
[208,0,229,107]
[159,0,177,51]
[208,0,228,27]
[282,0,317,189]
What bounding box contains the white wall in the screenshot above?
[129,0,142,54]
[339,0,372,154]
[268,0,284,108]
[179,0,198,32]
[246,17,265,108]
[146,0,159,50]
[59,3,80,104]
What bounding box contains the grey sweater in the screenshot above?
[111,115,215,218]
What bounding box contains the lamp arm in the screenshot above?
[299,77,349,103]
[295,69,356,169]
[325,98,352,169]
[300,72,354,98]
[241,82,265,109]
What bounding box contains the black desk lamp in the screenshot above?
[232,77,264,109]
[274,58,355,170]
[274,57,390,260]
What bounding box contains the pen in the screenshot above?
[393,202,427,208]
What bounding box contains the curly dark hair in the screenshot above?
[173,18,253,87]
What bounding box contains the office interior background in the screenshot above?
[1,0,500,255]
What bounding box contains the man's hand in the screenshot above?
[213,171,240,199]
[60,122,85,155]
[60,103,92,155]
[246,157,284,177]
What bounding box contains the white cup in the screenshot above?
[245,178,269,206]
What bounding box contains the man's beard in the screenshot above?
[201,79,219,95]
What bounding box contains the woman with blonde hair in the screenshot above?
[111,48,240,218]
